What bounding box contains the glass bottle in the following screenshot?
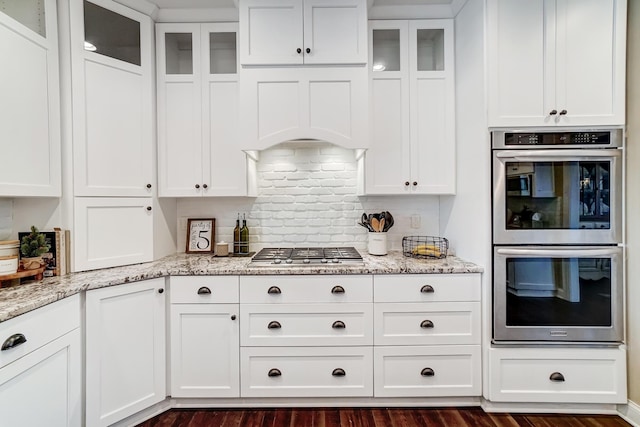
[240,213,249,254]
[233,213,240,254]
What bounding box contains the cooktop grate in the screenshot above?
[251,247,363,265]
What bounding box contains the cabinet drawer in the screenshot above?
[171,276,239,304]
[489,347,627,404]
[240,275,372,303]
[241,303,372,347]
[374,302,480,346]
[0,295,80,369]
[374,274,480,303]
[374,345,481,397]
[240,346,373,397]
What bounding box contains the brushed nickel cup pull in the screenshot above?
[268,321,282,329]
[549,372,565,382]
[268,368,282,377]
[420,320,434,329]
[267,286,281,294]
[1,333,27,351]
[331,285,345,294]
[332,320,346,329]
[197,286,211,295]
[421,367,435,377]
[420,285,435,293]
[332,368,346,377]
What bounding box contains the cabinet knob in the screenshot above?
[203,184,208,189]
[332,368,346,377]
[332,320,346,329]
[413,181,417,186]
[297,48,302,54]
[197,286,211,295]
[267,321,282,329]
[146,206,152,211]
[158,288,164,294]
[331,285,345,294]
[268,368,282,377]
[420,319,434,329]
[195,184,200,189]
[306,48,311,54]
[549,109,558,115]
[231,314,237,320]
[559,109,567,115]
[420,285,435,293]
[146,183,152,189]
[1,333,27,351]
[405,181,410,186]
[267,286,282,294]
[549,372,565,382]
[421,367,435,377]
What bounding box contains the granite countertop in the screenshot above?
[0,251,482,323]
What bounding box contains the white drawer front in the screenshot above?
[241,346,373,397]
[374,345,481,397]
[489,347,627,404]
[170,276,239,304]
[374,274,480,303]
[241,303,373,346]
[240,275,373,303]
[0,295,80,369]
[374,302,480,346]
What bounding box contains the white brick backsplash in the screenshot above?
[177,144,440,253]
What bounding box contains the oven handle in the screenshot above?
[496,248,620,257]
[495,149,621,161]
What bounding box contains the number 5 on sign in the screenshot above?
[186,218,216,254]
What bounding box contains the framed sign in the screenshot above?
[186,218,215,254]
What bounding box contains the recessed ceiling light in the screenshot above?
[84,41,97,52]
[372,63,386,71]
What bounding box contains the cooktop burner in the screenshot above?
[251,247,363,266]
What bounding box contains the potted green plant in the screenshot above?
[20,226,51,270]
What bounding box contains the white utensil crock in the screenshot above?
[368,232,387,255]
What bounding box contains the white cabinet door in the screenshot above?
[487,0,626,127]
[240,66,368,150]
[0,329,81,427]
[366,20,455,195]
[73,197,153,271]
[170,304,240,397]
[71,0,153,197]
[239,0,366,65]
[0,0,61,197]
[86,279,166,427]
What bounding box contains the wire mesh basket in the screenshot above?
[402,236,449,259]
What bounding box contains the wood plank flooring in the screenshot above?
[136,407,632,427]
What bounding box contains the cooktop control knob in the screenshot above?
[274,258,282,264]
[321,258,328,264]
[303,259,310,264]
[331,258,339,264]
[285,258,293,264]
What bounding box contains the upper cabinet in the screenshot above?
[0,0,61,197]
[239,0,367,65]
[365,20,455,195]
[71,0,154,197]
[156,23,247,197]
[487,0,626,127]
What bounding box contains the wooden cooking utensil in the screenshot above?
[371,217,380,232]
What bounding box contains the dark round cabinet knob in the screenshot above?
[420,319,434,329]
[231,315,237,320]
[195,184,200,189]
[146,206,152,211]
[158,288,164,294]
[297,48,302,54]
[146,183,152,189]
[306,48,311,54]
[550,109,558,115]
[413,181,418,186]
[559,109,567,115]
[549,372,565,382]
[421,367,435,377]
[405,181,410,186]
[268,368,282,377]
[203,184,208,189]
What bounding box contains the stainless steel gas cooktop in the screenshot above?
[250,247,363,266]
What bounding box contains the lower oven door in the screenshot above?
[493,246,623,343]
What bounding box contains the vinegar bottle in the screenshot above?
[240,213,249,254]
[233,213,240,254]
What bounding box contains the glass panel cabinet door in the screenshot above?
[0,0,46,36]
[84,0,141,65]
[209,31,236,74]
[372,29,400,72]
[165,33,193,75]
[416,29,444,71]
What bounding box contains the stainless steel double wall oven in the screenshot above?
[492,129,624,343]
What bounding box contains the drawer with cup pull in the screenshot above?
[374,274,480,303]
[170,276,239,304]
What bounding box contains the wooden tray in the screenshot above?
[0,266,46,287]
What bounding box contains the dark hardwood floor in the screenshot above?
[136,407,632,427]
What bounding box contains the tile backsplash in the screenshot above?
[177,143,440,253]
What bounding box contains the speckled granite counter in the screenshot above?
[0,251,482,323]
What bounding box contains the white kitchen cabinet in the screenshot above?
[365,20,455,195]
[70,0,154,197]
[157,23,247,197]
[73,197,153,271]
[239,0,367,66]
[487,0,626,127]
[169,276,240,398]
[0,0,61,197]
[239,66,368,150]
[0,295,81,427]
[86,279,166,427]
[488,346,627,404]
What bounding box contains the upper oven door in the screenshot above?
[493,149,622,244]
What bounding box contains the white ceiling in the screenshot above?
[145,0,453,8]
